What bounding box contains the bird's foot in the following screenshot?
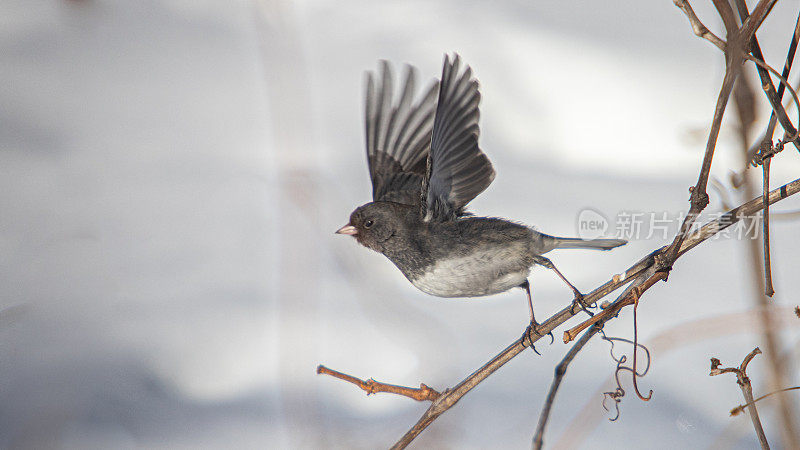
[522,321,554,355]
[570,291,594,317]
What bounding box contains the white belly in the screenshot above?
[410,251,530,298]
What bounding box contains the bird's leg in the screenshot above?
[532,255,594,317]
[519,280,554,354]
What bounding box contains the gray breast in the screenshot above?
[408,244,531,298]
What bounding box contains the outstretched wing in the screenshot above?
[365,61,439,205]
[423,54,495,222]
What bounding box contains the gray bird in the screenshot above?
[337,55,626,343]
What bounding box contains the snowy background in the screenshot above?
[2,0,800,448]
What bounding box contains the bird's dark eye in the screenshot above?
[364,219,374,228]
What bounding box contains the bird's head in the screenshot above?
[336,202,408,252]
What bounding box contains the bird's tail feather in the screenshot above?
[550,236,627,250]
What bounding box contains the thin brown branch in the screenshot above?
[762,157,774,296]
[673,0,726,51]
[740,47,800,298]
[742,54,800,146]
[676,177,800,255]
[388,177,800,449]
[733,3,800,302]
[564,271,666,343]
[741,164,800,448]
[664,0,778,269]
[726,22,778,296]
[738,0,779,46]
[710,348,770,449]
[712,0,739,41]
[734,1,800,153]
[532,323,604,450]
[316,365,440,402]
[630,294,652,401]
[731,386,800,416]
[665,22,741,268]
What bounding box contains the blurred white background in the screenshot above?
[2,0,800,448]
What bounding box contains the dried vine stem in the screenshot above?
[534,284,658,448]
[601,333,652,422]
[735,0,800,155]
[533,323,604,450]
[673,0,726,50]
[663,0,777,269]
[710,348,769,449]
[538,272,653,442]
[731,386,800,416]
[761,156,774,295]
[316,365,440,402]
[556,306,797,449]
[678,1,800,305]
[740,54,800,146]
[736,3,800,299]
[384,177,800,449]
[731,4,800,445]
[564,271,666,343]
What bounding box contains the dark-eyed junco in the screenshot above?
[337,54,626,342]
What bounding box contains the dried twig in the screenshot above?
[740,54,800,146]
[735,5,800,298]
[564,270,666,343]
[316,365,441,402]
[630,287,652,402]
[539,272,654,432]
[734,0,800,154]
[600,334,652,422]
[731,386,800,417]
[673,0,726,51]
[710,348,769,449]
[739,0,779,44]
[664,0,777,270]
[761,156,773,296]
[704,1,800,303]
[739,161,800,447]
[532,323,604,450]
[665,2,741,269]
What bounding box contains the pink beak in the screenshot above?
[335,224,358,235]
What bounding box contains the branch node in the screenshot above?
[690,188,710,210]
[751,140,783,167]
[709,347,769,448]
